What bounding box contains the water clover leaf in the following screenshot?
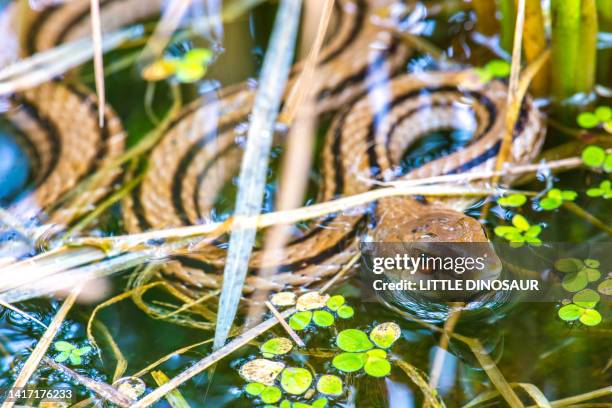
[497,193,527,207]
[175,60,206,83]
[595,106,612,122]
[261,386,282,404]
[313,310,335,327]
[326,295,345,311]
[312,398,328,408]
[584,258,600,268]
[337,305,354,319]
[261,337,293,357]
[554,258,583,273]
[581,146,607,168]
[369,322,401,349]
[476,59,511,82]
[271,292,297,307]
[364,356,392,377]
[183,48,213,65]
[586,180,612,198]
[580,309,602,326]
[239,359,285,385]
[55,351,70,363]
[245,382,266,396]
[332,352,367,372]
[141,59,178,81]
[366,349,387,359]
[539,188,576,210]
[583,268,601,282]
[289,311,312,331]
[54,341,74,352]
[494,215,541,244]
[512,214,530,231]
[577,112,600,129]
[316,375,343,396]
[558,304,583,321]
[597,279,612,296]
[336,329,373,352]
[562,271,588,292]
[280,368,313,395]
[573,289,600,309]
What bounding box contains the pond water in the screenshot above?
[0,1,611,407]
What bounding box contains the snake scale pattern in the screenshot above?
[1,0,546,295]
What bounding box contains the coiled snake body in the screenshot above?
[1,0,545,295]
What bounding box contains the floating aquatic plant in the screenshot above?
[555,257,607,326]
[53,341,91,365]
[577,106,612,132]
[475,59,511,82]
[261,337,293,358]
[538,188,577,210]
[581,145,612,172]
[494,214,542,245]
[497,193,527,207]
[142,47,214,83]
[586,180,612,199]
[288,294,353,331]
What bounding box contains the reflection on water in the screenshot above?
[0,132,29,205]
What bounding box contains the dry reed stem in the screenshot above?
[493,0,526,178]
[526,386,611,408]
[428,303,463,389]
[1,285,82,408]
[150,370,191,408]
[90,0,105,126]
[0,27,140,94]
[131,308,295,408]
[395,360,444,408]
[42,356,133,407]
[214,0,302,351]
[264,301,305,347]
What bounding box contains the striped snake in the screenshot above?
[1,0,545,298]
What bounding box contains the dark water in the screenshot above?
[0,1,611,407]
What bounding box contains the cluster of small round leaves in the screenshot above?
[581,146,612,172]
[538,188,577,210]
[497,193,527,208]
[555,258,607,326]
[587,180,612,199]
[494,214,541,245]
[288,294,353,331]
[576,107,612,133]
[142,48,214,83]
[475,59,511,82]
[331,323,400,377]
[53,341,91,365]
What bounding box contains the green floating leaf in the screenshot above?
[69,354,82,365]
[539,197,561,210]
[261,386,282,404]
[511,214,530,231]
[316,375,343,396]
[184,48,213,64]
[289,311,312,331]
[497,193,527,207]
[494,226,519,238]
[261,337,293,357]
[175,60,206,83]
[313,310,335,327]
[583,268,601,282]
[366,349,387,359]
[558,304,583,321]
[55,351,71,363]
[332,352,367,372]
[573,289,600,309]
[369,322,401,349]
[555,258,583,273]
[336,329,373,352]
[597,279,612,296]
[485,59,511,77]
[312,398,328,408]
[280,400,291,408]
[364,356,391,377]
[562,271,588,292]
[280,368,312,395]
[604,154,612,173]
[337,305,354,319]
[595,106,612,122]
[577,112,600,129]
[75,346,91,356]
[581,145,606,167]
[579,309,602,326]
[584,258,599,268]
[326,295,345,311]
[245,382,266,396]
[54,341,74,352]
